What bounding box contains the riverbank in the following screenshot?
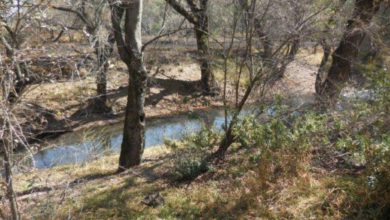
[12,48,320,151]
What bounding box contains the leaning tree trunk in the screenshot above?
[315,0,347,95]
[315,0,380,102]
[275,37,300,80]
[315,39,331,94]
[110,0,148,171]
[254,18,273,61]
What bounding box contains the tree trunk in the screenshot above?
[315,39,331,94]
[315,0,380,102]
[94,33,115,111]
[194,26,214,94]
[3,137,20,220]
[254,18,273,60]
[95,45,109,105]
[110,0,148,171]
[165,0,215,94]
[215,77,257,157]
[119,60,147,170]
[1,36,28,102]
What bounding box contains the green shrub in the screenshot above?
[166,127,218,181]
[173,158,209,181]
[331,68,390,218]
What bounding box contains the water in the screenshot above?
[32,107,258,169]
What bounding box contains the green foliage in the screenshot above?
[166,127,218,181]
[233,111,328,184]
[330,66,390,218]
[173,158,209,181]
[234,108,327,151]
[184,127,219,149]
[163,64,389,217]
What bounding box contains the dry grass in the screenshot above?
[11,141,366,220]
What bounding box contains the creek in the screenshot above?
[32,107,258,169]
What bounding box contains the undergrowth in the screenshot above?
[162,67,390,219]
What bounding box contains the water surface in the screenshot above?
[32,107,257,169]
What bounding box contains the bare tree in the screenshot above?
[0,0,42,102]
[213,0,325,157]
[1,107,21,220]
[0,33,29,220]
[165,0,216,94]
[52,0,114,111]
[109,0,148,171]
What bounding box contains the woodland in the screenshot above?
[1,0,390,219]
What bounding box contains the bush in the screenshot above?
[332,68,390,218]
[165,127,218,181]
[173,158,209,181]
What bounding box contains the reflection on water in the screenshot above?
[32,107,256,169]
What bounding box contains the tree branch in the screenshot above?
[165,0,198,25]
[110,3,132,64]
[51,5,91,27]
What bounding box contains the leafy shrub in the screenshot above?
[332,68,390,218]
[173,158,209,181]
[165,127,218,181]
[234,111,327,180]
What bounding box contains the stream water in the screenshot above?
[31,107,260,169]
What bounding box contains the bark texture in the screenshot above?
[315,0,380,102]
[315,39,332,94]
[195,26,214,93]
[110,0,148,171]
[94,33,115,110]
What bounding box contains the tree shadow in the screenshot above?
[13,151,175,201]
[106,77,200,105]
[75,175,166,219]
[69,171,119,186]
[68,154,177,218]
[70,151,175,186]
[25,76,203,143]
